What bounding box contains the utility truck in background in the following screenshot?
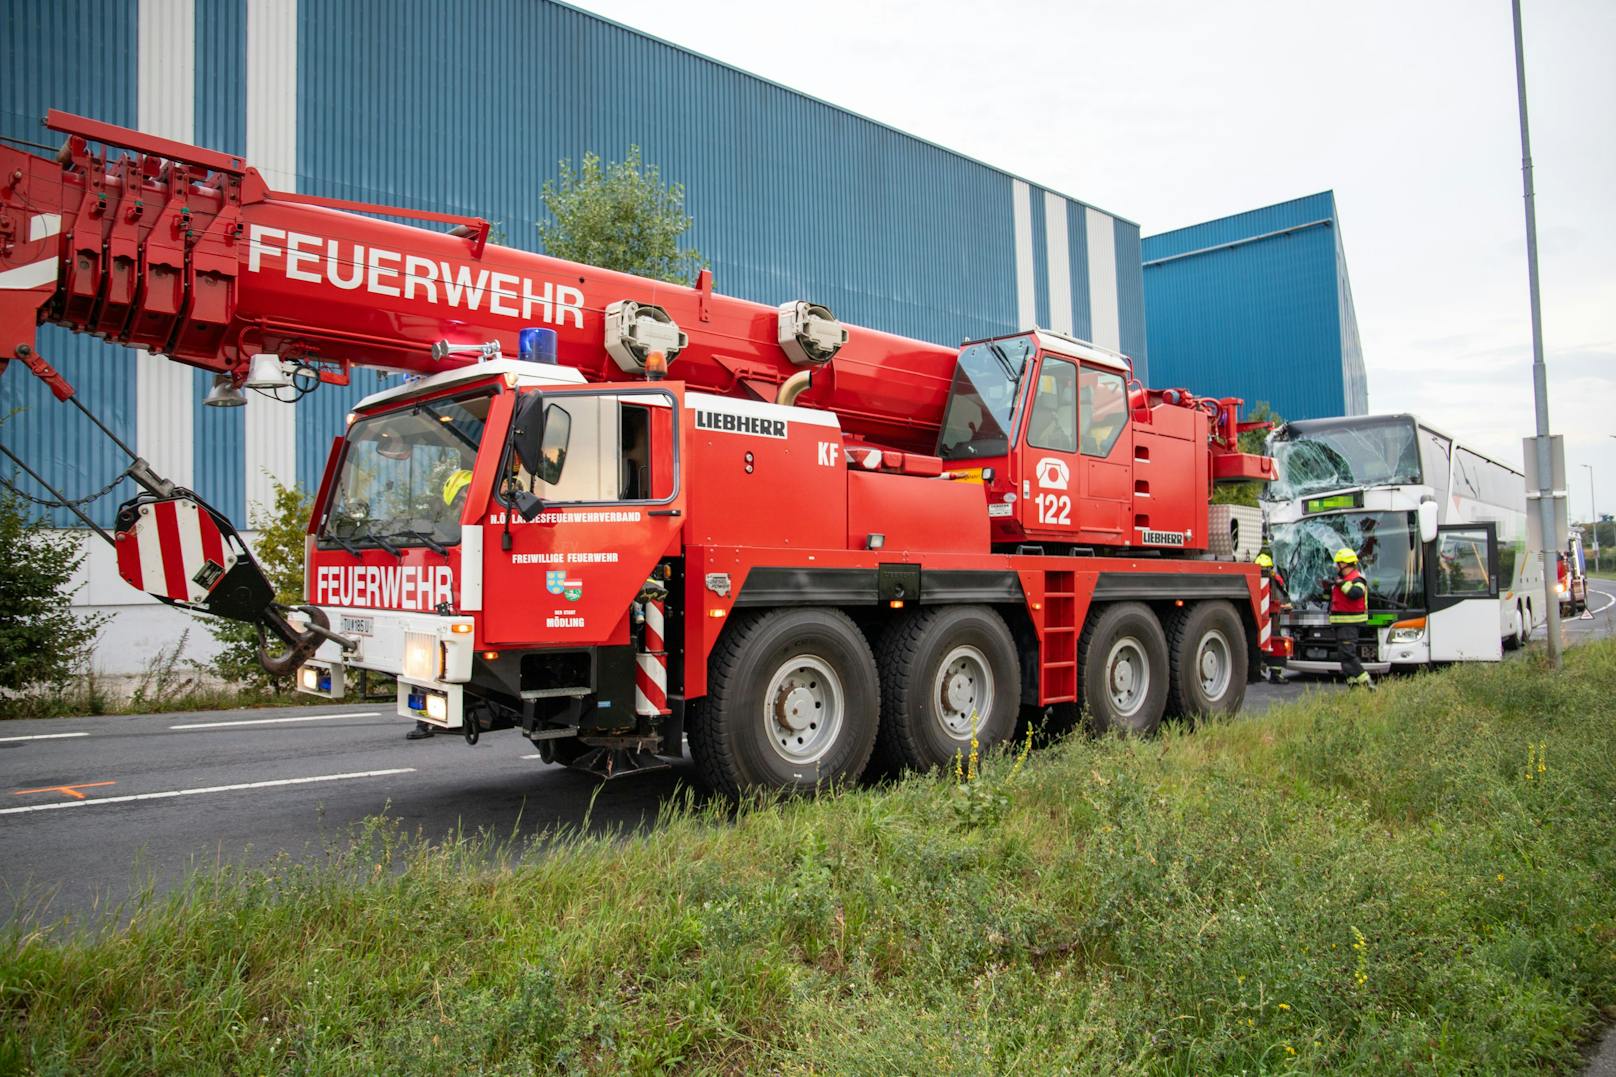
[1,111,1280,792]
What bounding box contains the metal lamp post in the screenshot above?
[1512,0,1563,666]
[1586,464,1600,573]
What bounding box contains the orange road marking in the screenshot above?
[12,781,116,801]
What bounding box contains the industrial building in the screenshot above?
[1142,192,1369,422]
[2,0,1148,672]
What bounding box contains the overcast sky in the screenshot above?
[572,0,1615,523]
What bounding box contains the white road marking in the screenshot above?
[0,768,416,816]
[170,711,381,730]
[1585,587,1616,616]
[521,753,543,760]
[0,732,90,744]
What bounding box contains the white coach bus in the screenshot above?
[1262,414,1544,673]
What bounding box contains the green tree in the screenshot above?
[1212,401,1283,509]
[207,478,312,689]
[0,491,106,692]
[538,147,704,284]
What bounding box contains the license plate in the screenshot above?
[340,615,374,637]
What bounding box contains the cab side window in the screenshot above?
[1080,367,1127,457]
[1027,358,1077,453]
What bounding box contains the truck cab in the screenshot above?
[935,330,1216,553]
[297,356,687,757]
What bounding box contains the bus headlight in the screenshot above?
[1387,617,1426,644]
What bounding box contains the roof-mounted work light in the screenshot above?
[203,374,246,407]
[431,340,503,364]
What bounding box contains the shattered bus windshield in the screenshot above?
[1270,511,1421,611]
[1268,417,1421,501]
[937,336,1034,460]
[321,392,492,549]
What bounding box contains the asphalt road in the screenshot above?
[4,580,1613,930]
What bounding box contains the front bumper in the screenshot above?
[292,606,475,728]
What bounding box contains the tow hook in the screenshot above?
[463,706,481,746]
[258,605,355,677]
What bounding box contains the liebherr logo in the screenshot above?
[247,225,585,329]
[693,409,788,438]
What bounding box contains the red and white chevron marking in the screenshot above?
[1258,577,1272,649]
[635,597,670,716]
[115,498,232,604]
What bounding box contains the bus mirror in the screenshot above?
[1418,501,1439,544]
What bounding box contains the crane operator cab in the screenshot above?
[936,330,1157,552]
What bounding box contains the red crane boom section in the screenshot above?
[0,111,957,452]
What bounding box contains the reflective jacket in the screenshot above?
[1330,568,1369,623]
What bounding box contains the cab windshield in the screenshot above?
[937,336,1035,460]
[321,392,492,549]
[1267,417,1421,500]
[1270,511,1421,611]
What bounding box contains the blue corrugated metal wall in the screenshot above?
[1141,192,1366,421]
[4,0,1147,526]
[1,0,140,528]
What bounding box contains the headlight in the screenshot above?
[1387,618,1426,644]
[403,632,442,682]
[424,692,448,722]
[1556,582,1567,594]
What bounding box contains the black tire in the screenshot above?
[687,607,879,796]
[874,605,1021,773]
[1078,602,1169,736]
[1164,600,1249,718]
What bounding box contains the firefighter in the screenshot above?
[408,468,473,742]
[1255,552,1291,684]
[1327,547,1375,689]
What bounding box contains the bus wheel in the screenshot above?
[688,607,879,796]
[1504,602,1523,650]
[1078,602,1169,736]
[1165,600,1248,718]
[874,605,1020,773]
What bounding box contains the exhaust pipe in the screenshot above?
[776,369,812,407]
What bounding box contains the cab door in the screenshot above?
[1427,522,1502,661]
[1074,363,1133,546]
[1018,355,1082,541]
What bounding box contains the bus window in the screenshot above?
[1437,528,1493,596]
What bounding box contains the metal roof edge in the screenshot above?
[552,0,1140,228]
[1142,190,1337,244]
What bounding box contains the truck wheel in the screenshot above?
[1165,600,1248,718]
[1078,602,1168,736]
[874,605,1020,773]
[687,607,879,796]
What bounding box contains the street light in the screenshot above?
[1585,464,1600,573]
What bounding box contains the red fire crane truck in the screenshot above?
[0,112,1280,792]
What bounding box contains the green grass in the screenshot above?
[4,644,1616,1074]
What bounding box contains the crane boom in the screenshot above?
[1,110,957,453]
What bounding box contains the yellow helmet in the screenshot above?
[1333,548,1359,565]
[442,468,473,507]
[1255,553,1273,569]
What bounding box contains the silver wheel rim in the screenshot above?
[764,655,844,764]
[933,644,994,740]
[1196,628,1232,700]
[1105,636,1150,718]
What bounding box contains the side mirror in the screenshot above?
[1418,500,1439,544]
[511,393,546,477]
[537,403,571,486]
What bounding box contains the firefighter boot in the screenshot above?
[406,721,435,740]
[1348,672,1376,691]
